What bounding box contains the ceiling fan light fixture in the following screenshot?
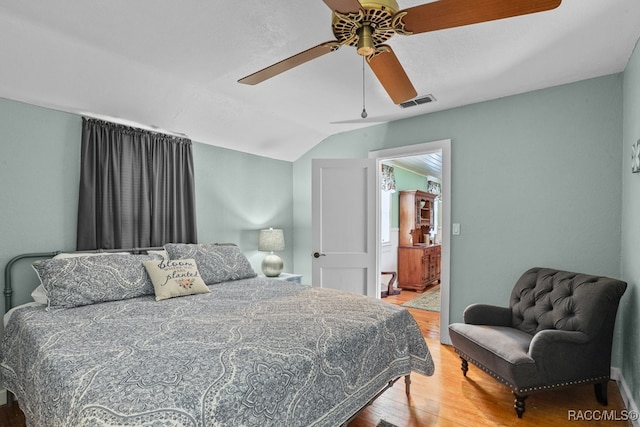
[240,0,563,105]
[357,24,375,56]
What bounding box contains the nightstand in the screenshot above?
[265,273,303,284]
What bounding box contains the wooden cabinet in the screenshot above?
[398,189,440,292]
[398,245,441,292]
[399,190,435,246]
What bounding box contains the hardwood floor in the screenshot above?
[0,290,631,426]
[0,403,23,427]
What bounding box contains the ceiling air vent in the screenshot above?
[399,94,436,109]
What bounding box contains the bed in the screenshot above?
[0,244,434,426]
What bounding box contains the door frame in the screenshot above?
[369,139,452,344]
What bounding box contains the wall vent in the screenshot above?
[399,94,436,109]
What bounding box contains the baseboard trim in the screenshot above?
[611,367,639,427]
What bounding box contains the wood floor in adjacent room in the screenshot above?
[0,290,631,427]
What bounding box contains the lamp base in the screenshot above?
[262,254,284,277]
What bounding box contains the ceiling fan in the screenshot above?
[238,0,562,105]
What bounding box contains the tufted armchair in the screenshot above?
[448,267,627,418]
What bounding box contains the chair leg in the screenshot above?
[513,393,528,418]
[460,357,468,377]
[594,381,609,406]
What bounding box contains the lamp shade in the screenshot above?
[258,228,284,252]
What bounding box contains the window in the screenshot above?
[381,189,392,245]
[380,163,396,246]
[76,118,197,250]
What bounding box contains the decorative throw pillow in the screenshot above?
[30,252,131,305]
[164,243,257,285]
[143,258,210,301]
[32,253,162,309]
[147,249,169,261]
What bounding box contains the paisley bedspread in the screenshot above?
[0,277,434,426]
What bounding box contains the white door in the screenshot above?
[311,158,377,297]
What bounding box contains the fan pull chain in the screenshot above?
[361,56,368,119]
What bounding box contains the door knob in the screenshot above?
[313,252,326,258]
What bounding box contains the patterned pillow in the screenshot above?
[53,251,131,259]
[30,252,132,305]
[32,254,162,308]
[143,258,210,301]
[164,243,256,285]
[147,249,169,261]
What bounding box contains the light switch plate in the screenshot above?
[452,223,461,235]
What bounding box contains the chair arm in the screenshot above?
[529,329,590,360]
[463,303,512,326]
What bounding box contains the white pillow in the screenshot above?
[31,285,48,305]
[143,258,210,301]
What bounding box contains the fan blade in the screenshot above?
[238,41,340,85]
[398,0,562,34]
[367,46,417,104]
[322,0,362,13]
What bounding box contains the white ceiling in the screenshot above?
[1,1,639,162]
[386,152,443,178]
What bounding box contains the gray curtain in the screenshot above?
[77,118,197,250]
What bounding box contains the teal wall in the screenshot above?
[293,72,624,364]
[192,143,293,276]
[0,99,80,317]
[0,97,293,319]
[620,38,640,408]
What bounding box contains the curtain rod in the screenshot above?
[81,113,189,139]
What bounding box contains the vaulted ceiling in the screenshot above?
[1,1,639,161]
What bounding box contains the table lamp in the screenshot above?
[259,227,285,277]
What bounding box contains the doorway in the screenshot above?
[370,140,451,344]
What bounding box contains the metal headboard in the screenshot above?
[3,247,163,312]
